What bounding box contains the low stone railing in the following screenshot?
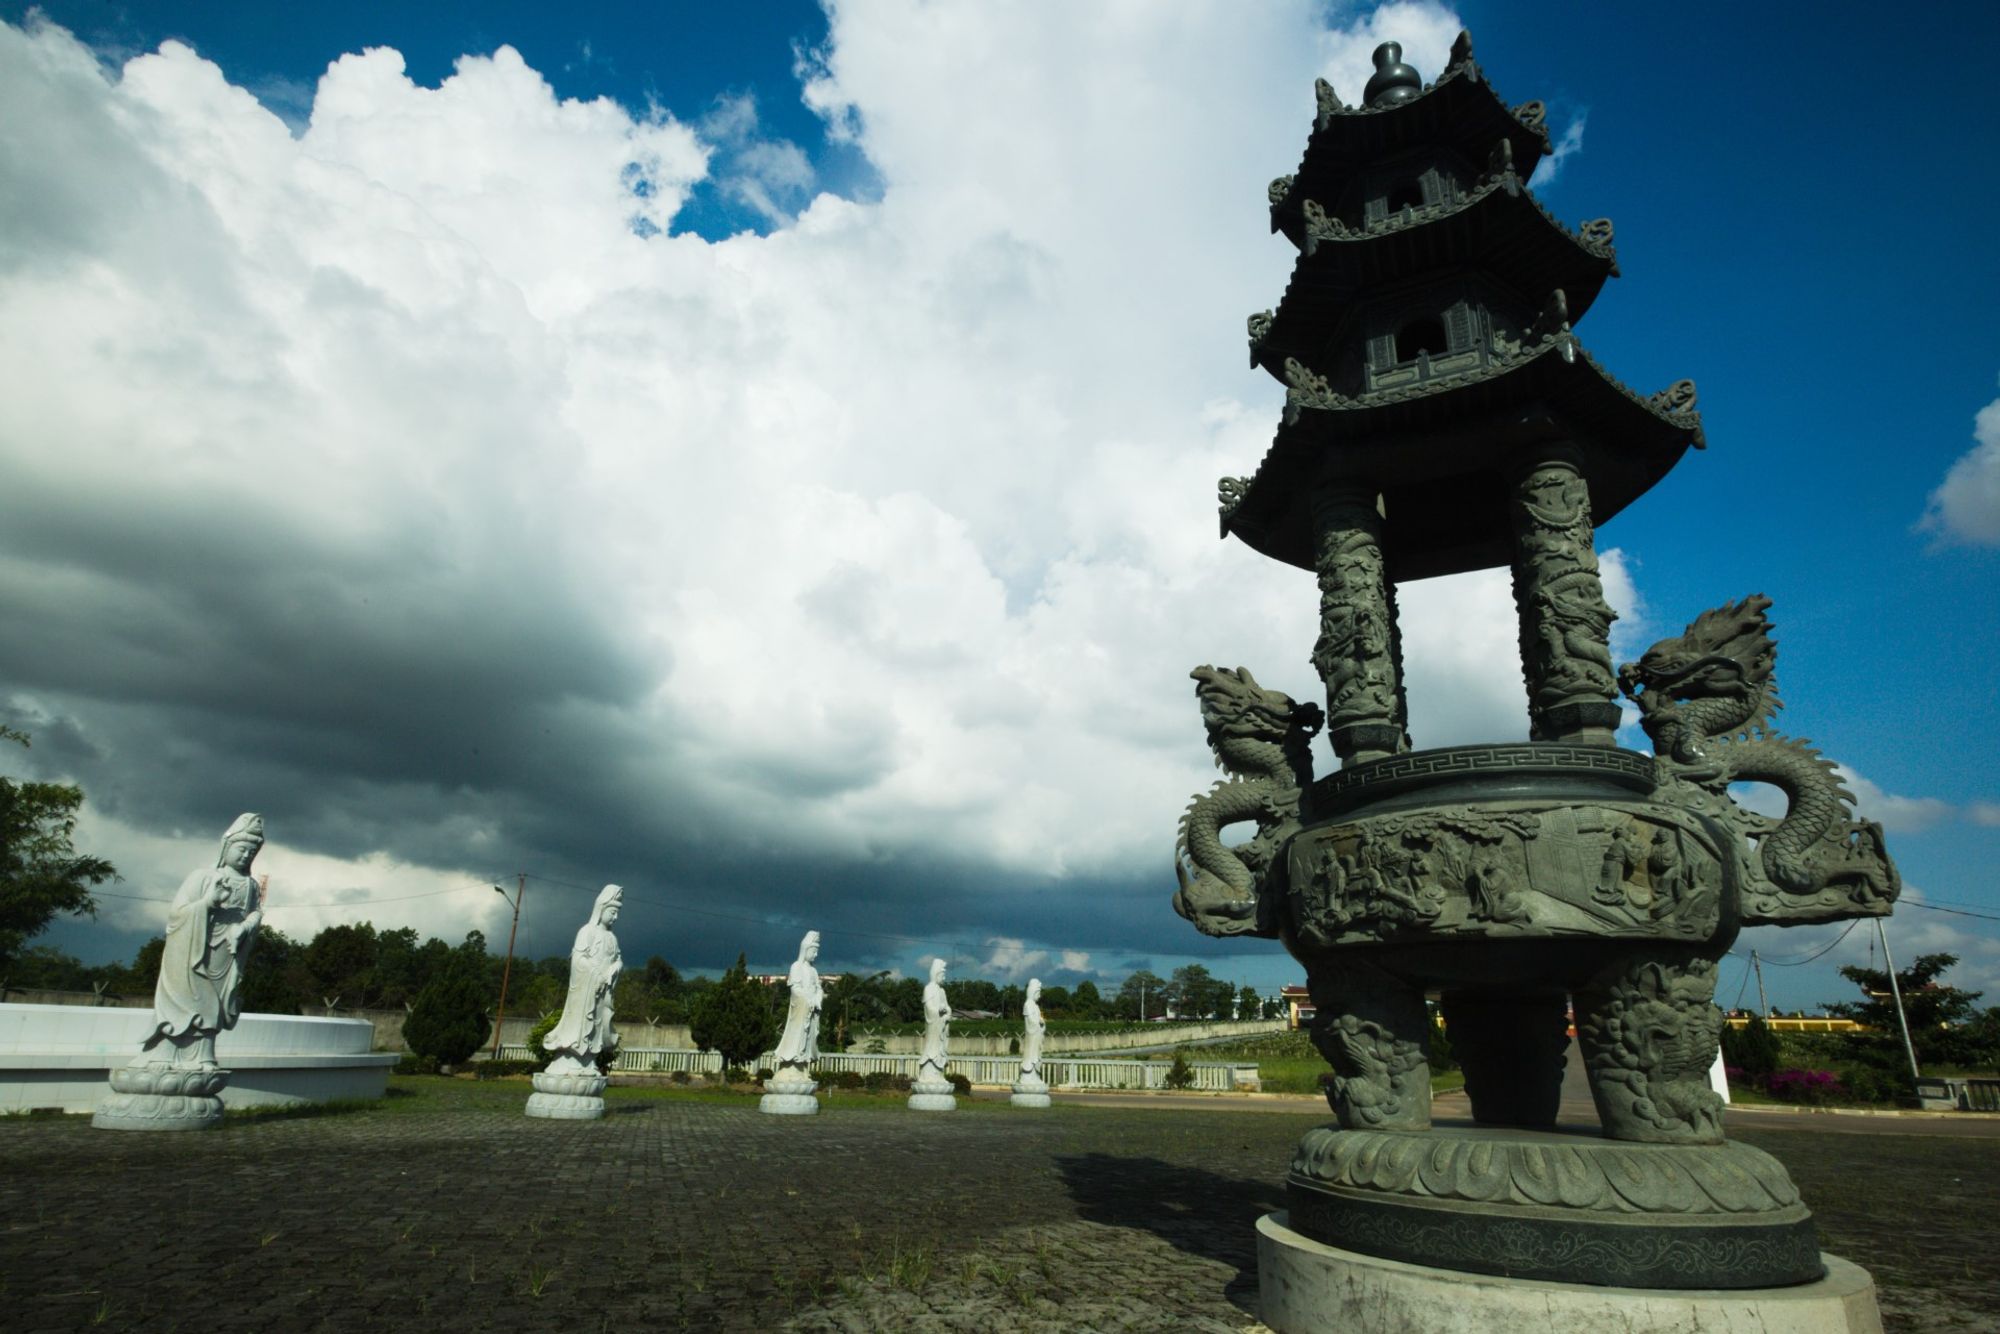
[496,1045,1261,1092]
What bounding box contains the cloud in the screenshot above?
[1832,765,1956,834]
[1528,112,1586,189]
[10,6,1751,986]
[1919,382,2000,545]
[1969,802,2000,828]
[697,91,816,226]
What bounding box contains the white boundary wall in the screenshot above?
[0,1003,398,1112]
[500,1045,1262,1092]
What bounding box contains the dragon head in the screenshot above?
[1190,665,1323,750]
[1617,595,1779,758]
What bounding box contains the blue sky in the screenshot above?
[2,1,1997,1014]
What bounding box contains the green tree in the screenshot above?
[0,728,116,971]
[689,953,776,1069]
[1164,1048,1195,1089]
[304,922,380,1006]
[372,927,428,1007]
[1824,952,1985,1066]
[946,978,1002,1013]
[239,925,313,1014]
[1117,970,1164,1020]
[1038,984,1072,1017]
[404,936,493,1069]
[1070,979,1102,1018]
[1237,984,1260,1020]
[997,982,1026,1019]
[886,975,925,1022]
[826,969,891,1048]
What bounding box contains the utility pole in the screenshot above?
[1874,918,1922,1085]
[490,873,526,1061]
[1751,950,1770,1018]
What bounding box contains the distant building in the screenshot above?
[1280,984,1314,1030]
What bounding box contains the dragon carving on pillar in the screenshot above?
[1619,594,1900,923]
[1173,666,1322,937]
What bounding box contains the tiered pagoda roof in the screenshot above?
[1222,31,1703,583]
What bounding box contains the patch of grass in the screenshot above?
[885,1241,935,1293]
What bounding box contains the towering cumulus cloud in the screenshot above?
[0,7,1598,968]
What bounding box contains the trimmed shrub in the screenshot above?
[527,1011,560,1064]
[947,1073,972,1096]
[670,1070,692,1085]
[830,1070,864,1090]
[861,1071,912,1093]
[1721,1016,1782,1079]
[690,953,777,1069]
[395,1052,437,1076]
[1164,1049,1196,1090]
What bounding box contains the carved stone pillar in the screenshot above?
[1508,448,1621,743]
[1310,483,1406,766]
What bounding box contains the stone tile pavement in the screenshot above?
[0,1081,1296,1332]
[3,1077,1995,1331]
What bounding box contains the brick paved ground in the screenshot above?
[1,1078,1994,1332]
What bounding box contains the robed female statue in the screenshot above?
[145,812,266,1066]
[771,930,823,1071]
[918,957,951,1079]
[1020,977,1046,1079]
[544,884,624,1063]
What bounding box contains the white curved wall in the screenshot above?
[0,1003,398,1112]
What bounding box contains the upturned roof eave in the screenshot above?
[1251,179,1618,375]
[1218,338,1703,576]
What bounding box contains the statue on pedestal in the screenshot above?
[1010,977,1051,1108]
[526,884,623,1121]
[908,957,956,1110]
[94,814,266,1131]
[761,930,823,1115]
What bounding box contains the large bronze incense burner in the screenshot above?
[1172,34,1899,1291]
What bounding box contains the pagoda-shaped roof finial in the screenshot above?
[1363,42,1422,108]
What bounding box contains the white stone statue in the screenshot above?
[526,884,624,1121]
[762,930,824,1115]
[1010,977,1051,1108]
[909,956,956,1111]
[94,813,266,1131]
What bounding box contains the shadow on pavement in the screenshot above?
[1054,1151,1280,1314]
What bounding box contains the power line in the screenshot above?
[1902,901,2000,924]
[1755,920,1860,968]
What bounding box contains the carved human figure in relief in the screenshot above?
[1019,978,1046,1081]
[544,885,624,1065]
[772,930,823,1074]
[144,813,266,1067]
[918,958,951,1081]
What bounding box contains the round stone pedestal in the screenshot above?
[760,1073,819,1115]
[1256,1213,1882,1334]
[1289,1124,1821,1289]
[908,1077,956,1112]
[525,1066,607,1120]
[1010,1074,1050,1108]
[91,1063,229,1131]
